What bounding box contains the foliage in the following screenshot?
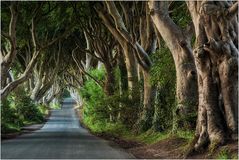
[101,90,141,127]
[38,104,49,115]
[80,67,141,132]
[1,87,47,134]
[79,68,106,132]
[62,89,71,98]
[216,149,231,160]
[150,46,176,131]
[170,1,192,29]
[50,102,61,109]
[80,45,177,135]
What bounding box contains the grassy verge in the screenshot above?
[82,116,194,145]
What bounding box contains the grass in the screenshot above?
[126,130,194,144]
[123,129,170,144]
[216,148,238,160]
[84,116,194,145]
[174,130,194,140]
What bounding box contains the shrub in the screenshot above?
[1,87,46,133]
[79,68,141,132]
[100,90,140,127]
[79,68,106,131]
[13,88,44,123]
[1,98,21,133]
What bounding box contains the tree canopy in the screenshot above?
[1,1,238,158]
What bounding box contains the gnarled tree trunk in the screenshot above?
[187,0,238,150]
[104,63,115,96]
[148,1,198,129]
[95,6,139,99]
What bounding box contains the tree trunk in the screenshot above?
[95,8,139,99]
[187,0,238,150]
[136,7,158,131]
[84,31,92,72]
[122,44,139,97]
[148,1,198,129]
[137,71,157,131]
[117,47,128,92]
[104,63,115,96]
[1,51,41,100]
[30,70,43,100]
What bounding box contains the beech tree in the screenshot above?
[1,2,73,100]
[186,0,238,150]
[2,2,237,157]
[84,23,118,96]
[30,41,62,102]
[95,2,160,131]
[148,1,198,129]
[95,2,140,99]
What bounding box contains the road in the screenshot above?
[1,98,134,159]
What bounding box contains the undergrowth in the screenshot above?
[1,87,49,134]
[216,148,238,160]
[79,62,193,146]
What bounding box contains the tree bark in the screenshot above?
[148,1,198,129]
[104,63,115,96]
[95,6,139,98]
[1,50,40,100]
[1,3,18,89]
[138,71,157,131]
[187,0,238,150]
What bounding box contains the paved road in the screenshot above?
[1,98,134,159]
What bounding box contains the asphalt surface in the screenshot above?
[1,98,134,159]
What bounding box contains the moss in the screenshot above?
[175,130,194,140]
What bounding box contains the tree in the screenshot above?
[186,0,238,150]
[148,0,198,129]
[95,2,140,100]
[30,41,62,102]
[1,2,73,100]
[83,21,118,96]
[95,2,159,131]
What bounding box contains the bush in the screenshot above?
[100,90,140,127]
[79,68,140,132]
[79,68,106,131]
[1,98,21,133]
[80,47,176,134]
[13,88,44,123]
[1,87,46,133]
